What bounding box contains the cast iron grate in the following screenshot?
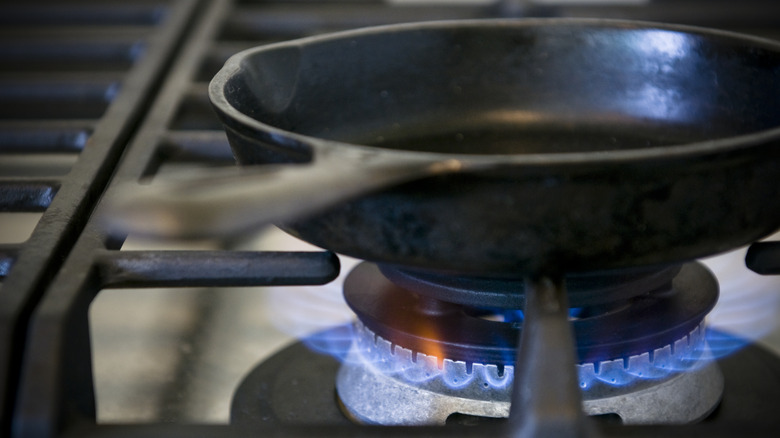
[0,0,199,435]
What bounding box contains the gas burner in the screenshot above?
[337,322,722,425]
[335,262,723,425]
[344,262,718,366]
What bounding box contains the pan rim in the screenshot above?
[209,17,780,166]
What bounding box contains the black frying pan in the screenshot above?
[109,19,780,275]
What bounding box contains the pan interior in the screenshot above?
[228,23,780,155]
[349,117,690,154]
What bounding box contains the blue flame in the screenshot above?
[702,241,780,358]
[260,229,358,360]
[301,322,355,362]
[261,229,780,393]
[578,323,711,390]
[342,323,714,396]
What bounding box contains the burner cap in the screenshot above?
[379,264,682,309]
[346,262,718,365]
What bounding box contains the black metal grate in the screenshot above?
[3,1,779,437]
[0,0,199,435]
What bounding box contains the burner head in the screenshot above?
[379,264,682,309]
[336,262,723,425]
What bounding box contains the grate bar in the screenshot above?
[158,131,233,163]
[220,4,489,39]
[0,179,60,213]
[168,84,224,130]
[556,1,780,29]
[195,42,264,81]
[745,241,780,275]
[0,3,168,27]
[0,123,93,154]
[97,250,339,288]
[0,38,145,73]
[0,76,121,120]
[0,245,19,279]
[52,420,780,438]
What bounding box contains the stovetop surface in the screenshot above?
[1,1,779,437]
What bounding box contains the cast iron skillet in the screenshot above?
[114,19,780,276]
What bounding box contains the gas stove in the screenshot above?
[1,1,780,437]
